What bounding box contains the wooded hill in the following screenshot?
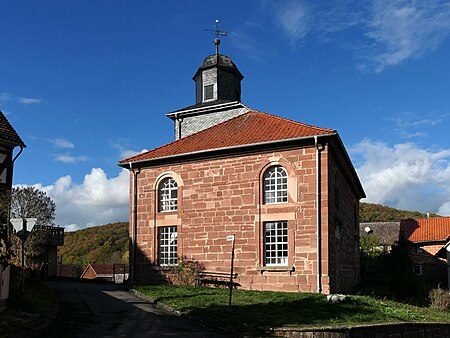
[58,222,129,266]
[359,202,439,222]
[58,204,440,265]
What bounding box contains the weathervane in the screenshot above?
[205,19,228,55]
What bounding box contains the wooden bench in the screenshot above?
[197,271,240,288]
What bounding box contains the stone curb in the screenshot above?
[129,288,182,315]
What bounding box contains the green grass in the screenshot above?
[136,284,450,335]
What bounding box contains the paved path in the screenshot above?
[13,280,228,338]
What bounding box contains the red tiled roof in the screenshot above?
[400,217,450,242]
[120,110,335,163]
[0,111,26,147]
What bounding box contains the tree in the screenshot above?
[360,233,385,258]
[10,186,55,227]
[10,187,56,269]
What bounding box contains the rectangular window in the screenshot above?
[204,84,214,101]
[158,226,178,266]
[413,264,422,276]
[264,221,288,266]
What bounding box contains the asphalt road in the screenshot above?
[13,280,228,338]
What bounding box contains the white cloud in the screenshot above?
[386,111,446,139]
[262,0,450,71]
[28,168,130,230]
[19,97,42,104]
[53,154,89,164]
[49,138,75,149]
[361,0,450,72]
[114,143,148,161]
[351,140,450,215]
[0,93,11,101]
[272,0,310,47]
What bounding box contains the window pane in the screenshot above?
[264,221,288,266]
[264,166,288,204]
[159,178,178,212]
[159,226,178,266]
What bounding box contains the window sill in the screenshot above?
[256,266,294,272]
[154,266,177,271]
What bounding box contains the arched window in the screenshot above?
[263,166,288,204]
[159,177,178,212]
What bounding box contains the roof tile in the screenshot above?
[400,217,450,242]
[0,111,26,147]
[121,110,335,163]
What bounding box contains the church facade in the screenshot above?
[120,42,365,293]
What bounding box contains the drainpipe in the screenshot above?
[12,146,24,163]
[174,113,182,140]
[129,162,138,285]
[314,136,323,294]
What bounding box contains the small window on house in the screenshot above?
[204,84,214,101]
[413,264,422,276]
[263,166,288,204]
[335,172,340,211]
[335,218,344,239]
[158,226,178,266]
[264,221,288,266]
[159,177,178,212]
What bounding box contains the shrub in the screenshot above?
[429,288,450,310]
[170,259,202,285]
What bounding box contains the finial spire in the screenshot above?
[205,19,228,55]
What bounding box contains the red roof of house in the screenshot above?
[400,217,450,242]
[120,110,335,163]
[0,111,26,147]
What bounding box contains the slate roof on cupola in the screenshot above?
[120,110,335,164]
[193,54,244,80]
[0,110,26,148]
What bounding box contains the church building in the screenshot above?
[119,38,365,294]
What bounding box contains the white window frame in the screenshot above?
[264,166,288,204]
[159,177,178,212]
[264,221,288,266]
[158,226,178,266]
[203,84,214,101]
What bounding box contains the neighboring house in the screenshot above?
[0,110,26,310]
[119,41,365,294]
[81,263,129,284]
[360,222,401,253]
[40,225,64,279]
[400,217,450,288]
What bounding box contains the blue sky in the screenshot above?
[1,0,450,230]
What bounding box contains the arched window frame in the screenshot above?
[263,165,288,204]
[159,177,178,212]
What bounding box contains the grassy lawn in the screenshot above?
[136,284,450,335]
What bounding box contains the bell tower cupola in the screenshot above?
[193,38,244,104]
[167,21,249,140]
